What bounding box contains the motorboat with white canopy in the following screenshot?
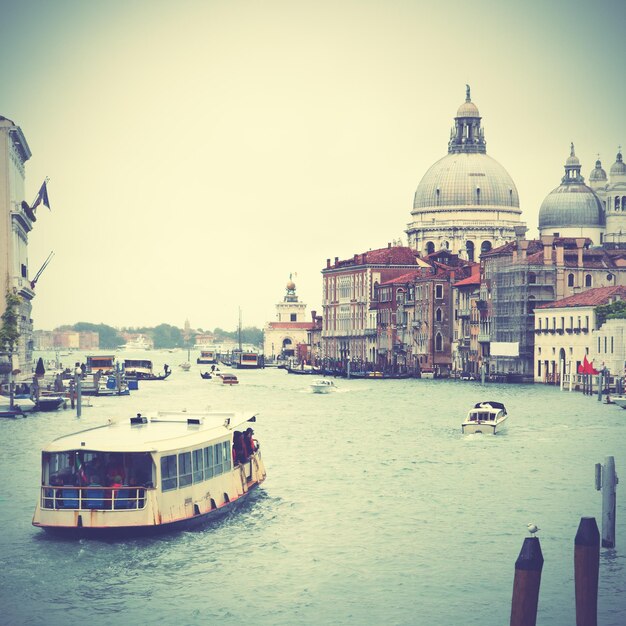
[461,401,508,434]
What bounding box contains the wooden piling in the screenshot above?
[574,517,599,626]
[510,537,544,626]
[601,456,617,548]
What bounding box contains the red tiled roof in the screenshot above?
[380,271,420,286]
[453,265,480,287]
[267,322,314,329]
[537,286,626,309]
[328,246,419,269]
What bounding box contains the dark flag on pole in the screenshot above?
[32,178,51,210]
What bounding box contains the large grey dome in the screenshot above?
[538,184,605,229]
[413,152,520,210]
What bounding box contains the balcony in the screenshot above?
[457,308,471,318]
[478,333,490,343]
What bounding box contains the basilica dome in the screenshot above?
[610,151,626,177]
[413,152,520,210]
[589,158,607,183]
[538,145,604,230]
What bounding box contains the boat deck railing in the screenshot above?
[40,486,147,511]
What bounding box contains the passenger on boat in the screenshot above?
[244,428,258,455]
[232,431,247,465]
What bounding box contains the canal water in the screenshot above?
[1,351,624,625]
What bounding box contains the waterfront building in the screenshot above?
[321,244,422,367]
[451,264,481,377]
[406,86,525,260]
[534,286,626,384]
[307,310,323,366]
[0,115,40,378]
[371,271,419,373]
[263,278,313,360]
[410,251,475,376]
[481,236,626,380]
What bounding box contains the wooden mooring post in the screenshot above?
[574,517,600,626]
[595,456,618,548]
[510,536,543,626]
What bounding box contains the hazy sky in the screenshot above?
[2,0,625,332]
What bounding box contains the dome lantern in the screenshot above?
[448,85,486,155]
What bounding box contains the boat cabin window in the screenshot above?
[178,452,193,487]
[44,451,154,488]
[161,441,233,492]
[161,455,178,491]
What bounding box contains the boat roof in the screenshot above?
[472,401,506,411]
[41,410,258,454]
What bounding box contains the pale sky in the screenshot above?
[2,0,625,331]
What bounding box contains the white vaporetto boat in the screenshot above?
[32,410,266,536]
[461,401,508,434]
[310,379,336,394]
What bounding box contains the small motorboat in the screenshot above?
[462,401,508,434]
[180,362,191,371]
[36,395,66,411]
[310,379,336,394]
[219,374,239,385]
[0,396,37,416]
[200,372,212,380]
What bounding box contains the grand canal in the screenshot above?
[1,351,624,625]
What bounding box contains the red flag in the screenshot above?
[577,362,584,374]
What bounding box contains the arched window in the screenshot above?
[567,273,575,287]
[616,197,620,211]
[476,187,480,205]
[585,274,592,287]
[442,240,450,250]
[622,196,626,211]
[466,240,475,262]
[435,333,443,352]
[607,273,614,282]
[528,272,536,284]
[426,241,435,255]
[435,307,442,322]
[481,240,492,255]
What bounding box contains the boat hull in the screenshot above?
[33,482,262,538]
[462,416,508,435]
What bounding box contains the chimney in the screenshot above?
[326,258,331,268]
[311,310,316,321]
[519,239,529,261]
[541,235,555,264]
[334,256,339,265]
[575,238,586,267]
[514,225,528,243]
[388,242,391,248]
[555,242,564,266]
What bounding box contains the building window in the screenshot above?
[466,240,475,262]
[290,313,297,322]
[435,307,442,322]
[481,240,492,254]
[426,242,435,255]
[585,274,592,287]
[537,360,541,376]
[435,285,443,299]
[528,272,536,284]
[435,333,443,352]
[568,273,574,287]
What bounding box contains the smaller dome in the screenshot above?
[610,151,626,176]
[589,159,607,182]
[456,100,480,118]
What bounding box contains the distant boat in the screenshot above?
[124,359,170,381]
[120,335,152,351]
[197,349,218,365]
[0,396,37,416]
[310,379,336,394]
[180,348,191,372]
[461,401,508,435]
